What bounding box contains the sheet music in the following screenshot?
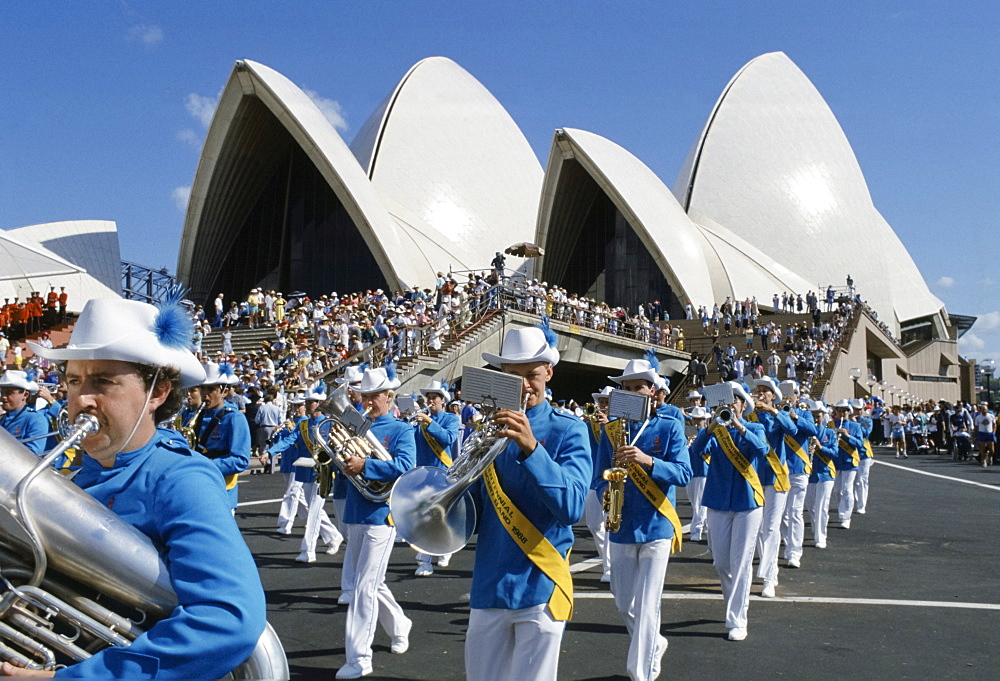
[608,389,650,422]
[395,395,417,415]
[340,406,371,436]
[702,383,736,408]
[778,382,796,401]
[461,366,524,411]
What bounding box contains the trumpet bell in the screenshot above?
[389,467,477,556]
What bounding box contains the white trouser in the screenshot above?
[686,477,708,540]
[609,539,671,681]
[344,524,409,666]
[584,489,611,576]
[331,490,347,535]
[466,604,565,681]
[277,473,309,532]
[832,469,857,523]
[334,497,355,594]
[706,507,763,630]
[853,458,873,513]
[755,486,787,584]
[416,551,453,566]
[805,481,834,546]
[780,474,809,562]
[299,482,342,554]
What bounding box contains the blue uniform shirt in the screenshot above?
[692,419,769,512]
[269,415,323,483]
[746,409,795,486]
[2,405,50,455]
[809,425,839,483]
[342,414,415,525]
[413,410,460,468]
[786,408,819,475]
[469,400,591,611]
[831,418,865,471]
[595,414,691,544]
[198,403,251,508]
[57,429,265,679]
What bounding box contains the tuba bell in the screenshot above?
[0,415,289,678]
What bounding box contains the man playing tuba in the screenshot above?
[596,357,691,681]
[8,297,266,678]
[466,322,591,681]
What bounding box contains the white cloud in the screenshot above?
[172,186,191,212]
[127,24,164,46]
[936,276,954,288]
[959,332,985,353]
[980,277,995,287]
[176,128,200,147]
[185,93,219,129]
[974,311,1000,331]
[303,89,348,132]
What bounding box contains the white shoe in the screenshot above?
[295,552,316,563]
[277,527,292,535]
[600,571,611,583]
[325,539,343,555]
[414,564,434,577]
[727,627,748,641]
[390,618,412,654]
[651,635,668,680]
[815,541,827,549]
[787,557,801,568]
[840,520,851,529]
[337,591,353,605]
[761,581,776,598]
[856,509,866,515]
[436,554,451,567]
[335,662,372,678]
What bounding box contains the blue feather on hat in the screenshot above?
[538,316,558,348]
[153,285,195,350]
[219,362,235,378]
[643,347,660,371]
[385,361,397,382]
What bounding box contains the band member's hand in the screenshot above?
[616,445,653,469]
[595,411,609,425]
[493,409,537,456]
[755,401,776,414]
[343,455,366,477]
[838,427,849,436]
[414,412,432,426]
[37,385,54,404]
[1,662,54,677]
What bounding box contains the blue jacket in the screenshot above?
[691,419,769,512]
[858,416,875,459]
[57,429,265,679]
[197,403,251,508]
[831,418,865,471]
[2,405,49,455]
[413,410,460,468]
[342,414,415,525]
[595,414,691,544]
[787,408,820,474]
[688,427,710,478]
[269,415,325,484]
[745,409,796,486]
[470,400,590,611]
[809,425,840,483]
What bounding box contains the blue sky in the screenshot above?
[1,1,997,365]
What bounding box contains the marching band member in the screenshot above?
[466,324,590,681]
[804,400,838,549]
[746,377,792,598]
[336,364,414,680]
[685,405,711,542]
[9,298,265,678]
[334,364,366,605]
[0,370,48,455]
[690,382,769,641]
[275,395,310,534]
[597,358,691,681]
[196,363,251,511]
[830,399,864,529]
[778,380,818,570]
[584,385,614,583]
[852,398,875,514]
[411,379,460,576]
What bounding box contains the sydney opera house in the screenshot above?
[176,52,966,400]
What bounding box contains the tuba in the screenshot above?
[601,419,628,533]
[0,415,289,678]
[311,384,395,502]
[389,395,526,556]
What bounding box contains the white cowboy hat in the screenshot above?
[0,370,38,393]
[686,390,703,401]
[591,385,615,403]
[779,379,800,395]
[304,387,327,402]
[687,406,711,419]
[29,298,205,388]
[201,362,236,386]
[356,365,401,394]
[335,364,366,385]
[609,358,660,386]
[482,325,559,368]
[727,381,755,411]
[849,398,866,410]
[803,398,828,414]
[832,398,854,410]
[288,393,306,405]
[751,377,782,396]
[420,380,451,403]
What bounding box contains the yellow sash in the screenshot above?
[864,440,875,459]
[483,463,573,621]
[421,422,453,467]
[838,439,860,467]
[746,413,790,492]
[713,425,765,507]
[816,450,837,478]
[784,434,812,475]
[588,419,602,443]
[298,418,319,454]
[625,462,682,553]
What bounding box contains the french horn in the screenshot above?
[0,415,288,678]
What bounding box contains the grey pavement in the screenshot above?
[236,448,1000,680]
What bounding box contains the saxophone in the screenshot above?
[601,418,628,533]
[179,402,205,449]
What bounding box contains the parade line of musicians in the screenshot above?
[1,303,912,681]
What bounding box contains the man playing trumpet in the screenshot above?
[596,358,691,681]
[467,323,591,681]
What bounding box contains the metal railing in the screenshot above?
[121,262,177,304]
